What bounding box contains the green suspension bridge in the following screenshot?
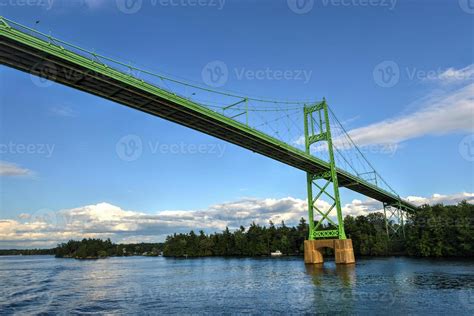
[0,17,416,241]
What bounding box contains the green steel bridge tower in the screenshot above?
[304,100,346,241]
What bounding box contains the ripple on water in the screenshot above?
[0,256,473,315]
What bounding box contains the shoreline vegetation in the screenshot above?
[55,240,163,259]
[0,241,163,259]
[1,202,472,259]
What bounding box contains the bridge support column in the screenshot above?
[304,100,347,241]
[383,201,406,239]
[303,100,355,264]
[304,239,355,264]
[334,239,355,264]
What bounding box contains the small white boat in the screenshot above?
[271,250,283,256]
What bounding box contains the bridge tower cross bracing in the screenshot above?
[304,99,347,240]
[383,201,407,239]
[303,99,355,264]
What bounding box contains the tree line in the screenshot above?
[54,239,163,259]
[0,248,55,256]
[2,202,471,259]
[163,202,473,258]
[163,219,308,257]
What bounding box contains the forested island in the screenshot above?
[163,201,473,258]
[54,240,163,259]
[2,202,472,259]
[0,248,55,256]
[0,241,163,259]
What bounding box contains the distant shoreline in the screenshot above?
[2,253,473,261]
[0,240,163,259]
[2,202,473,259]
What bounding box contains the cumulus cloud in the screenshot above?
[0,192,471,248]
[342,198,383,216]
[0,161,32,177]
[342,192,474,216]
[0,199,310,248]
[407,192,474,206]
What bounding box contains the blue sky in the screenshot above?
[0,0,473,247]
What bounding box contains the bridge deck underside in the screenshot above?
[0,34,415,212]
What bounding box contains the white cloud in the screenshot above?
[0,198,316,248]
[295,65,474,150]
[0,192,471,248]
[342,192,474,216]
[0,161,32,177]
[342,198,382,216]
[430,64,474,84]
[345,82,474,148]
[406,192,474,206]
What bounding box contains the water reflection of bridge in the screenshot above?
[305,262,356,287]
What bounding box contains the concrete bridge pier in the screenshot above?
[304,239,355,264]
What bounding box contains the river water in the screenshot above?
[0,256,473,315]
